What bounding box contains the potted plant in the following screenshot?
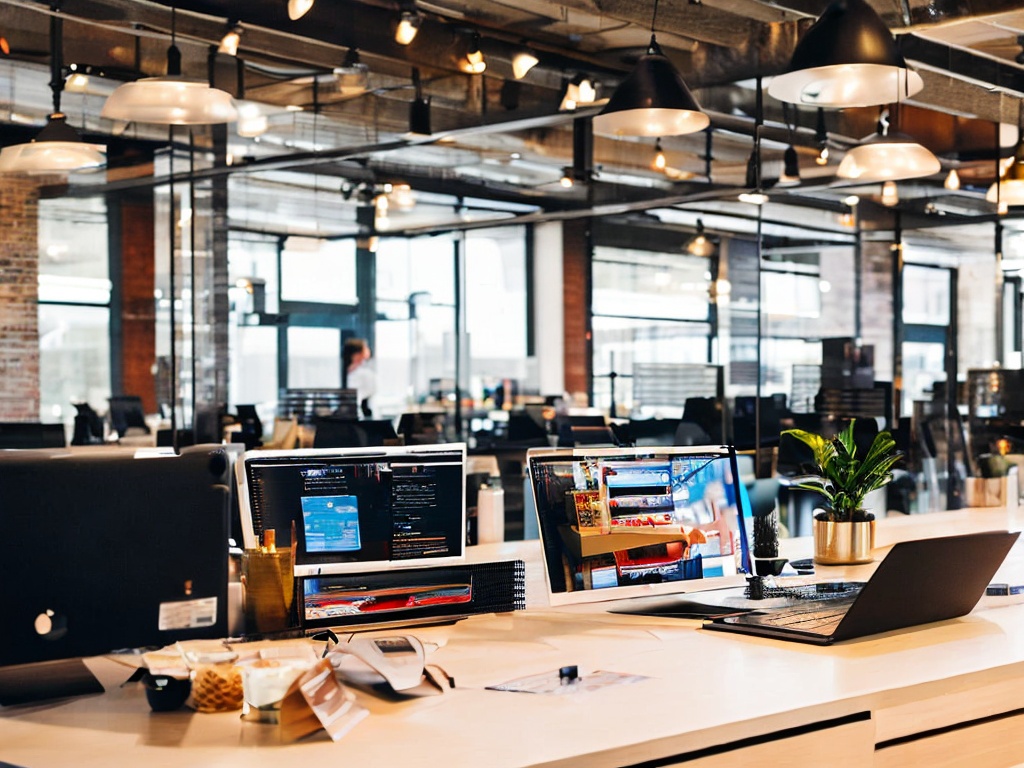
[781,419,902,564]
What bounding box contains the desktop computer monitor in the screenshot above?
[0,447,231,692]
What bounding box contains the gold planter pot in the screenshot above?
[813,517,875,565]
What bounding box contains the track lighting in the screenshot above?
[287,0,314,20]
[217,22,242,56]
[463,32,485,74]
[395,10,422,46]
[560,76,596,111]
[512,47,539,80]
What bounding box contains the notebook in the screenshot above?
[703,530,1020,645]
[526,445,753,609]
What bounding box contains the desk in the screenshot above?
[5,509,1024,767]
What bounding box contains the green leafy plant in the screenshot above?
[781,420,902,523]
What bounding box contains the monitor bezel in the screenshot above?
[236,443,468,578]
[526,444,752,608]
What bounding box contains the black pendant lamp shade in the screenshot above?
[768,0,923,108]
[594,35,709,137]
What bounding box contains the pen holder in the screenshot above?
[240,548,295,636]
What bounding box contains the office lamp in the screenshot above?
[0,6,105,173]
[102,6,237,125]
[767,0,923,109]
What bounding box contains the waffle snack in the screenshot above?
[190,663,244,713]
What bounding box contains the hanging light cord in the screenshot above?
[167,4,181,76]
[48,2,63,115]
[646,0,661,53]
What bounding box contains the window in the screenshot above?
[37,196,110,426]
[592,245,712,415]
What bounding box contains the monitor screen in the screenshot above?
[0,446,231,670]
[527,445,751,607]
[237,444,467,577]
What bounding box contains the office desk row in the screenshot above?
[5,508,1024,768]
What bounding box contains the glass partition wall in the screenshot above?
[28,140,1019,522]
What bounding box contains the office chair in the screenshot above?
[674,421,711,446]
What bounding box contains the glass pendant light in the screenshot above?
[987,106,1024,206]
[102,6,238,125]
[836,109,939,182]
[0,10,105,173]
[768,0,923,109]
[685,219,716,257]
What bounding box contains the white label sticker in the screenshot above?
[158,597,218,631]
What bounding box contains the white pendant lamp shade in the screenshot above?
[594,36,709,137]
[836,130,940,182]
[768,0,923,108]
[986,140,1024,206]
[0,113,105,173]
[102,77,238,125]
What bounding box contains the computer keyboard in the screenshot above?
[741,596,858,634]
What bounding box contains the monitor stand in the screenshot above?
[0,658,104,707]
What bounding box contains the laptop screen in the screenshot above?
[527,445,752,606]
[237,444,467,577]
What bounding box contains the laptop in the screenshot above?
[526,445,753,610]
[703,530,1020,645]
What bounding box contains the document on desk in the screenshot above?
[488,669,648,695]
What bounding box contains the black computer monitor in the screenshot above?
[0,446,231,704]
[107,395,149,437]
[313,417,399,448]
[0,422,66,449]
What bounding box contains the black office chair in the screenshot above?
[674,421,711,446]
[314,417,399,448]
[107,395,149,438]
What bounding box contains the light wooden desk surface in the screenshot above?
[5,508,1024,768]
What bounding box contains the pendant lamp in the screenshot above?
[685,219,716,257]
[987,110,1024,206]
[836,111,940,182]
[768,0,923,109]
[986,141,1024,206]
[594,0,708,137]
[0,11,105,173]
[102,7,237,125]
[594,34,709,137]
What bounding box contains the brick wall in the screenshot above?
[0,177,40,421]
[562,218,591,398]
[118,196,157,414]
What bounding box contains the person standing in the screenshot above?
[343,337,376,417]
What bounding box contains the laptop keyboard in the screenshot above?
[740,596,858,634]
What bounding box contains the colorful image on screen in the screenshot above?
[301,494,362,552]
